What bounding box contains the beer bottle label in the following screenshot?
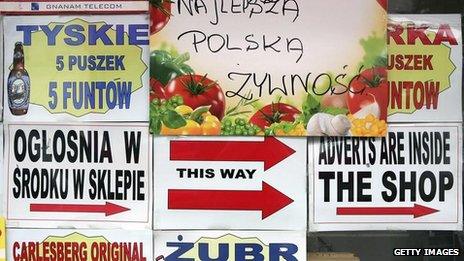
[8,72,30,110]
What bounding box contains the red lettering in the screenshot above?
[425,82,440,109]
[434,24,458,45]
[408,25,432,45]
[388,23,405,44]
[13,242,20,261]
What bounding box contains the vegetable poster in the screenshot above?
[388,14,462,122]
[149,0,388,136]
[2,14,149,122]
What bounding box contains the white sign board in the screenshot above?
[7,229,153,261]
[153,136,307,230]
[309,124,462,231]
[4,123,151,228]
[154,230,306,261]
[388,14,462,122]
[2,14,149,122]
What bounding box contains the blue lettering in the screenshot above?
[85,82,95,109]
[166,235,194,261]
[129,24,149,45]
[73,83,83,109]
[269,243,298,261]
[96,82,106,109]
[64,24,85,46]
[198,243,228,261]
[69,56,77,71]
[115,56,125,70]
[63,83,72,109]
[236,243,264,261]
[106,82,117,109]
[89,24,113,45]
[40,25,64,45]
[16,25,39,45]
[118,82,132,109]
[116,24,125,45]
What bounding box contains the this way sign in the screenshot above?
[153,136,307,230]
[4,123,151,229]
[309,124,462,231]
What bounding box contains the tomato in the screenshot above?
[347,67,388,120]
[250,103,301,130]
[150,78,166,101]
[149,0,171,35]
[376,0,387,11]
[165,75,226,120]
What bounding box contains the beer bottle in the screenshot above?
[7,42,30,115]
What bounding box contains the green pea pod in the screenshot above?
[150,50,194,85]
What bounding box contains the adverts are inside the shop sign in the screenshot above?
[309,124,462,231]
[149,0,388,136]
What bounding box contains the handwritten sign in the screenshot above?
[149,0,388,136]
[2,14,149,122]
[4,123,151,228]
[388,14,462,122]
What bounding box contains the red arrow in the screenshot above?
[168,182,294,219]
[337,204,439,218]
[170,137,295,171]
[30,202,130,216]
[377,0,388,11]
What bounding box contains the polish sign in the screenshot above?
[153,136,307,230]
[154,230,306,261]
[309,124,462,231]
[4,123,151,228]
[2,13,149,122]
[7,229,153,261]
[388,14,462,122]
[149,0,388,137]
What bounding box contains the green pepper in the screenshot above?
[150,50,194,85]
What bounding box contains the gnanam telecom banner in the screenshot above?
[149,0,388,137]
[7,229,153,261]
[388,14,462,122]
[2,14,149,122]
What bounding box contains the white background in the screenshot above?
[153,136,307,230]
[309,123,462,231]
[4,123,151,229]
